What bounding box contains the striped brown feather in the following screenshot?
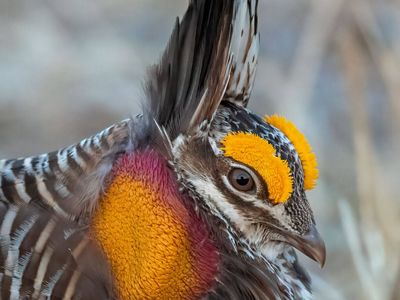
[0,120,132,220]
[145,0,259,141]
[0,202,115,299]
[225,0,260,107]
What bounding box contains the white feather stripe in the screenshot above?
[9,251,33,300]
[22,157,33,173]
[79,139,96,157]
[62,270,81,300]
[34,218,57,254]
[36,180,69,219]
[0,205,19,257]
[14,184,31,204]
[39,154,73,200]
[42,266,66,297]
[70,147,87,170]
[18,157,37,203]
[71,239,89,260]
[3,167,32,203]
[32,246,54,299]
[56,239,89,299]
[53,182,71,199]
[56,149,70,174]
[5,215,38,277]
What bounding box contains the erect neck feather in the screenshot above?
[92,150,219,299]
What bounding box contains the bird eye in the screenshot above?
[228,168,255,192]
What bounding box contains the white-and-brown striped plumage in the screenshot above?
[0,122,131,298]
[0,203,114,299]
[0,120,131,219]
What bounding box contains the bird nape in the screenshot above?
[0,0,325,299]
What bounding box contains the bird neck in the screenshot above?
[92,151,219,300]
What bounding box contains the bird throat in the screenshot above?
[92,151,219,300]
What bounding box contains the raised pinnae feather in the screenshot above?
[225,0,260,107]
[145,0,259,140]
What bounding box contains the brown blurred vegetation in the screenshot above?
[0,0,399,299]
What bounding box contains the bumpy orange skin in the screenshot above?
[92,152,219,300]
[266,115,319,190]
[221,132,293,204]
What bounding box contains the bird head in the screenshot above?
[171,102,325,267]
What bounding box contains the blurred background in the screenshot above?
[0,0,399,299]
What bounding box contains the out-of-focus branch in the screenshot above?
[393,266,400,300]
[339,200,381,300]
[283,0,344,107]
[337,26,384,300]
[338,9,400,298]
[351,0,400,130]
[348,0,400,284]
[262,0,344,118]
[338,22,378,244]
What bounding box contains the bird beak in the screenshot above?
[284,224,326,267]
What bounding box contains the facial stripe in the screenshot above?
[221,132,293,204]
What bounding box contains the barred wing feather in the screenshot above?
[0,203,114,299]
[0,120,131,219]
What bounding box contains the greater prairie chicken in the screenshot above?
[0,0,325,299]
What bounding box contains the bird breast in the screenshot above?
[91,151,219,299]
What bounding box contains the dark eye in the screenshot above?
[228,168,255,192]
